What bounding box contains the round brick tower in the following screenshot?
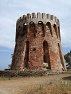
[11,13,66,71]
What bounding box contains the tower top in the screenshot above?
[16,12,60,26]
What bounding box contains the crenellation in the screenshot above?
[57,19,60,26]
[32,13,36,18]
[37,13,42,19]
[55,16,57,22]
[23,15,26,19]
[50,15,54,20]
[20,17,21,20]
[42,13,46,18]
[46,14,50,19]
[27,14,31,18]
[11,12,67,71]
[20,16,24,21]
[16,13,60,27]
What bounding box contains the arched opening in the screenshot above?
[18,26,21,33]
[53,24,58,38]
[30,21,35,31]
[38,21,44,34]
[43,41,51,69]
[30,21,37,37]
[22,23,27,37]
[58,43,64,70]
[24,41,29,68]
[46,22,52,35]
[58,27,60,39]
[18,25,23,37]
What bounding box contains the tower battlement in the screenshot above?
[11,12,66,71]
[16,13,60,26]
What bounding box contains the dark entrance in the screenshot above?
[24,41,29,68]
[43,41,51,69]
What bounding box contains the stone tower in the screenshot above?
[11,13,66,71]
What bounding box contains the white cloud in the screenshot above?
[0,0,71,70]
[0,0,71,50]
[61,28,71,48]
[0,17,15,48]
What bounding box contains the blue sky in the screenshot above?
[0,0,71,70]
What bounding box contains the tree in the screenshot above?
[64,50,71,68]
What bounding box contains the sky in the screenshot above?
[0,0,71,70]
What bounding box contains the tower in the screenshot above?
[11,13,66,71]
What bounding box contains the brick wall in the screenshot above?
[11,13,67,71]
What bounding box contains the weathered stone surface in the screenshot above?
[11,13,67,71]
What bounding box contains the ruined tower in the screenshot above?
[11,13,66,71]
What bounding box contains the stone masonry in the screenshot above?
[11,13,67,71]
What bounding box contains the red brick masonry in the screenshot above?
[11,13,67,71]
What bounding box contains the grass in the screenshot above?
[17,80,71,94]
[0,71,71,94]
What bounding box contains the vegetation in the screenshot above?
[0,72,71,94]
[17,80,71,94]
[64,50,71,68]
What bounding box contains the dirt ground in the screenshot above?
[0,73,71,94]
